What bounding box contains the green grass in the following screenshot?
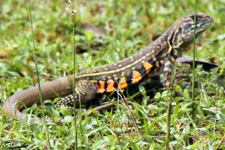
[1,0,225,149]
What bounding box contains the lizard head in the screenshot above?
[167,12,214,53]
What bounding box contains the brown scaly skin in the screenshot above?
[3,76,74,120]
[3,12,213,121]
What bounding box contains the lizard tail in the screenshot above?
[3,75,74,121]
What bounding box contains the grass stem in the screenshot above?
[28,0,50,149]
[72,3,78,150]
[192,0,198,117]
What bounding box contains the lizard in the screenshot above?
[3,12,214,121]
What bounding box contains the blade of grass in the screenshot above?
[166,68,175,150]
[71,1,78,149]
[28,0,50,149]
[216,135,225,150]
[121,95,141,137]
[192,0,198,117]
[115,88,141,137]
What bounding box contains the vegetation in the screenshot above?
[0,0,224,149]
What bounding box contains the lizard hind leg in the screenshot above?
[56,80,97,111]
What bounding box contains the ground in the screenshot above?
[0,0,225,149]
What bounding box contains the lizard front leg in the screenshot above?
[163,58,175,89]
[56,80,97,111]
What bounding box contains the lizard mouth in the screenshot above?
[197,20,214,33]
[195,15,214,33]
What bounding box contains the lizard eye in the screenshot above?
[190,15,202,25]
[190,15,196,21]
[190,15,199,21]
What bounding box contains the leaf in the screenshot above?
[14,132,33,144]
[63,116,73,123]
[82,25,105,38]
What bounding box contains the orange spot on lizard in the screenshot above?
[118,77,128,89]
[106,79,115,92]
[132,71,142,84]
[144,62,153,74]
[97,80,105,93]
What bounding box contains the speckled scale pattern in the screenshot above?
[56,13,214,110]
